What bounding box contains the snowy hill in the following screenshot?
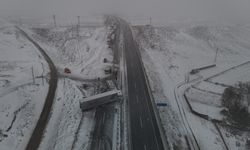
[0,19,49,150]
[134,24,250,149]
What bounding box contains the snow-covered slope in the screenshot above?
[134,24,250,149]
[31,26,113,79]
[135,25,250,82]
[0,19,49,150]
[26,24,113,150]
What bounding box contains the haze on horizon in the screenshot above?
[0,0,250,23]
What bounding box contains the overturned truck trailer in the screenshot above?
[80,90,122,111]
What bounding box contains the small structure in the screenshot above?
[80,90,122,111]
[104,67,112,74]
[190,69,199,75]
[190,64,216,75]
[103,58,108,63]
[64,68,71,74]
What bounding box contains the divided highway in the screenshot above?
[90,107,112,150]
[17,18,165,150]
[119,20,166,150]
[16,27,58,150]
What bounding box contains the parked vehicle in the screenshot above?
[156,103,167,107]
[64,67,71,74]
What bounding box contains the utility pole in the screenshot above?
[214,48,219,64]
[19,17,22,26]
[77,16,80,38]
[77,16,80,27]
[53,14,57,28]
[31,66,35,84]
[149,17,152,26]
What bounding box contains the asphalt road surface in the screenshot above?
[16,27,58,150]
[90,107,108,150]
[120,21,165,150]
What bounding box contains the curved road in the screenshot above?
[16,27,58,150]
[174,80,201,150]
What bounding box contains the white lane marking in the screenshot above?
[139,117,143,128]
[144,144,147,150]
[136,95,139,103]
[134,83,137,88]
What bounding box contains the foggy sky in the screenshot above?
[1,0,250,22]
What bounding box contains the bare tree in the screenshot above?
[222,82,250,128]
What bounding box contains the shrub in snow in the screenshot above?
[221,82,250,128]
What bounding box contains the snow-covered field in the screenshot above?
[31,26,113,80]
[194,81,226,94]
[134,23,250,149]
[185,87,223,120]
[208,61,250,86]
[24,21,114,150]
[39,79,95,150]
[0,16,113,150]
[0,19,49,150]
[3,14,250,149]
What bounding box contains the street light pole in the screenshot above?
[77,16,80,38]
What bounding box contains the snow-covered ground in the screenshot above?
[39,79,95,150]
[208,61,250,86]
[0,15,113,150]
[134,23,250,149]
[218,124,250,150]
[194,81,226,94]
[31,26,113,80]
[0,19,49,150]
[185,87,223,120]
[22,21,114,150]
